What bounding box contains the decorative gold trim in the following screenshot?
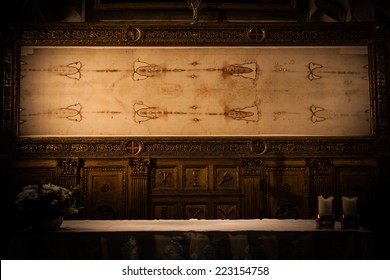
[1,23,388,159]
[124,140,143,156]
[250,140,267,155]
[12,138,380,157]
[5,23,380,46]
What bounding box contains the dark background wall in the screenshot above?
[1,0,389,23]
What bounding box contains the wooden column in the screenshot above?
[240,159,263,218]
[128,158,151,219]
[306,158,334,218]
[57,158,84,188]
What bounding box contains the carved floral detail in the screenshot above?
[307,159,333,176]
[129,158,151,175]
[58,158,83,176]
[240,159,262,175]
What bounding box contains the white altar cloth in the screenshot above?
[8,219,374,260]
[61,219,355,232]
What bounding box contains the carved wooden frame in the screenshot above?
[1,22,388,159]
[85,0,304,22]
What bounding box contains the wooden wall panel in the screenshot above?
[241,176,262,218]
[307,159,334,218]
[335,167,378,229]
[214,166,239,191]
[152,201,179,219]
[129,175,150,219]
[240,159,263,218]
[150,159,243,219]
[183,165,209,191]
[57,158,83,189]
[12,167,57,190]
[185,203,208,219]
[6,157,382,224]
[83,167,127,219]
[267,167,307,219]
[153,166,178,191]
[215,202,240,219]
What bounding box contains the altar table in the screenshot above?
[7,219,375,260]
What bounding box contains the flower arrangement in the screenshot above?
[15,183,80,219]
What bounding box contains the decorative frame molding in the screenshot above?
[1,22,388,158]
[85,0,304,22]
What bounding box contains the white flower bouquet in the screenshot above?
[15,183,80,218]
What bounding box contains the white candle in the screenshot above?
[318,195,333,215]
[342,196,358,215]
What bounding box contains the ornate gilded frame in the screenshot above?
[1,22,389,159]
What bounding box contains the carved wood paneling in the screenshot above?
[153,166,178,191]
[152,202,178,219]
[57,158,84,188]
[216,203,240,219]
[12,167,57,190]
[183,166,209,191]
[307,159,334,218]
[185,203,207,219]
[83,167,127,219]
[128,158,151,218]
[150,159,242,219]
[240,159,263,218]
[267,167,307,219]
[214,166,239,191]
[335,167,378,229]
[129,175,149,219]
[240,176,262,218]
[5,156,385,223]
[13,138,380,158]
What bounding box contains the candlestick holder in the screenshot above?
[315,213,335,229]
[340,214,359,229]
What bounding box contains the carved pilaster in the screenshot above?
[240,158,262,176]
[129,157,151,175]
[1,46,13,137]
[57,158,84,188]
[307,158,333,176]
[306,158,335,218]
[128,158,152,218]
[239,158,263,218]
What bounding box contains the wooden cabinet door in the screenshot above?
[83,167,127,219]
[267,167,307,219]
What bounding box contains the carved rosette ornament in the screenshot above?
[129,158,151,175]
[250,140,267,155]
[126,27,142,42]
[124,140,143,155]
[248,27,266,42]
